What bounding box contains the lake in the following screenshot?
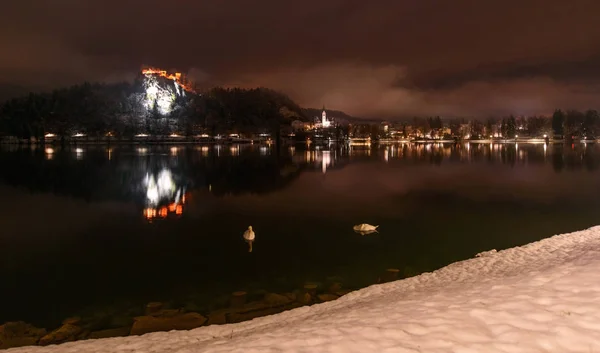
[1,142,600,332]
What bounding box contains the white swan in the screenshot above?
[243,226,255,252]
[353,224,379,232]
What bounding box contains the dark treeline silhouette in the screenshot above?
[2,75,600,142]
[0,76,308,140]
[387,110,600,141]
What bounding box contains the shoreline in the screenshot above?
[0,138,593,146]
[4,226,600,352]
[0,282,359,349]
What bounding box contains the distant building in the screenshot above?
[314,106,332,129]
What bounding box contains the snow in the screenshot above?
[9,226,600,352]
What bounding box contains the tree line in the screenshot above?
[0,77,308,140]
[398,110,600,140]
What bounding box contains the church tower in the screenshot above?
[321,105,330,128]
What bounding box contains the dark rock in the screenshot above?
[153,309,182,318]
[317,294,339,302]
[263,293,293,307]
[230,291,247,308]
[298,292,312,304]
[327,282,343,294]
[62,317,82,326]
[0,321,46,349]
[303,283,318,296]
[39,324,82,346]
[145,302,164,315]
[283,292,297,301]
[108,315,134,329]
[130,312,207,336]
[183,302,202,313]
[381,268,400,282]
[206,311,227,326]
[89,327,131,340]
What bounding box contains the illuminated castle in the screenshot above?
[141,67,195,115]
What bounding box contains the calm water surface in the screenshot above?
[1,142,600,329]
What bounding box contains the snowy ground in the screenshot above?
[9,227,600,352]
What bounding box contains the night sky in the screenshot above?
[1,0,600,117]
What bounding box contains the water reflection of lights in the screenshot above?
[45,147,54,160]
[107,148,113,161]
[201,146,209,156]
[321,151,331,173]
[289,146,296,156]
[145,169,177,205]
[384,148,389,162]
[230,145,240,156]
[170,147,178,156]
[260,146,268,156]
[143,169,187,221]
[137,147,148,155]
[75,148,84,160]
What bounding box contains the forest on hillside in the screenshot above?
[0,76,309,140]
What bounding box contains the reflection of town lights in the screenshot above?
[45,148,54,154]
[137,147,148,155]
[170,147,178,156]
[321,151,331,174]
[260,146,268,156]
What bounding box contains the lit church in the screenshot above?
[315,106,332,129]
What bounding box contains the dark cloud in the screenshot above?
[1,0,600,117]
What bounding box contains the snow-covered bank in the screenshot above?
[9,227,600,352]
